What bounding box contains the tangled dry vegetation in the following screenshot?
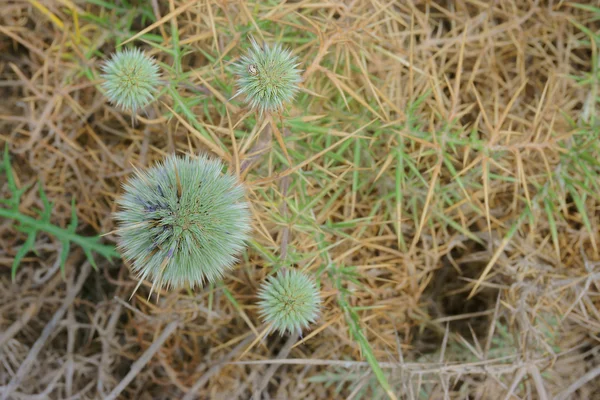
[1,1,600,399]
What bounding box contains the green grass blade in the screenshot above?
[337,286,396,400]
[543,198,560,259]
[568,185,596,248]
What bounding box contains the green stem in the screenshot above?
[0,207,119,257]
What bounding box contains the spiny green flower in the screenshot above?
[101,48,161,113]
[258,269,321,335]
[115,155,251,291]
[233,38,302,115]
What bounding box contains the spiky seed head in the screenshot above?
[257,270,321,335]
[114,154,252,290]
[101,48,161,113]
[233,38,302,115]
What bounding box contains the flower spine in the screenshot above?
[233,38,302,115]
[101,48,161,113]
[115,154,251,291]
[258,269,321,335]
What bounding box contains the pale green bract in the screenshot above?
[233,39,302,115]
[258,270,321,335]
[115,155,251,290]
[101,48,161,113]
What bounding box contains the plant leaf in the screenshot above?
[12,230,38,281]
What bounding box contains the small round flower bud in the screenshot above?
[234,39,302,115]
[115,155,251,290]
[258,270,321,335]
[101,48,161,113]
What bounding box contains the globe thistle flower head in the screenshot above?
[101,48,161,113]
[233,38,302,115]
[115,155,251,291]
[258,270,321,335]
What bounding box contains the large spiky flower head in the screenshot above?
[115,154,251,291]
[101,48,161,114]
[258,269,321,335]
[233,38,302,115]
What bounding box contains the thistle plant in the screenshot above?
[258,269,321,335]
[114,154,251,291]
[101,48,161,114]
[233,38,302,115]
[1,146,118,280]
